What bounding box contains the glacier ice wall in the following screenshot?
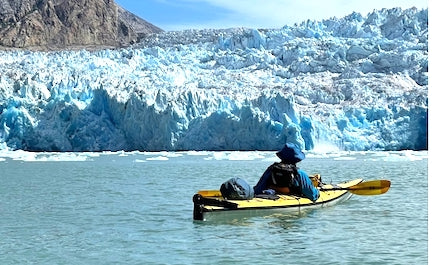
[0,7,428,151]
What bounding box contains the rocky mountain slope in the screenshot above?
[0,0,162,50]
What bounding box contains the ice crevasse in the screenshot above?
[0,7,428,151]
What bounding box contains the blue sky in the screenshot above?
[115,0,428,31]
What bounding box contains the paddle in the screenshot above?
[197,179,391,197]
[197,190,224,197]
[321,180,391,196]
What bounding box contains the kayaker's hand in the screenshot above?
[262,189,276,195]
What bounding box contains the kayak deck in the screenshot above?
[193,178,363,221]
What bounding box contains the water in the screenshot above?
[0,150,428,264]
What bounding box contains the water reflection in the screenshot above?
[195,207,316,229]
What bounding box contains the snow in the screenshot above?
[0,7,428,152]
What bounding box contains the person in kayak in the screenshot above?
[253,143,320,202]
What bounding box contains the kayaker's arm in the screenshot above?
[297,169,320,202]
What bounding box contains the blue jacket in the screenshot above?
[253,166,320,202]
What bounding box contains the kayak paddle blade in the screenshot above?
[347,180,391,196]
[197,190,222,197]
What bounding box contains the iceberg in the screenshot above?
[0,7,428,152]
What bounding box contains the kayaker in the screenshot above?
[253,143,320,202]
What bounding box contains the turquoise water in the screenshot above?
[0,150,428,264]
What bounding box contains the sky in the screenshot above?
[115,0,428,31]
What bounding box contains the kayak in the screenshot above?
[193,178,363,221]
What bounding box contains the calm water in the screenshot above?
[0,150,428,265]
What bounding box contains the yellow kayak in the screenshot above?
[193,178,364,221]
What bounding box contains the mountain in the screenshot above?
[0,0,163,50]
[0,7,428,151]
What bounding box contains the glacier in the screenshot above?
[0,7,428,152]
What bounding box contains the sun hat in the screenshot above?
[276,143,305,164]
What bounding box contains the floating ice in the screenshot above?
[333,156,357,161]
[146,156,170,161]
[0,149,427,162]
[0,150,90,161]
[205,151,266,161]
